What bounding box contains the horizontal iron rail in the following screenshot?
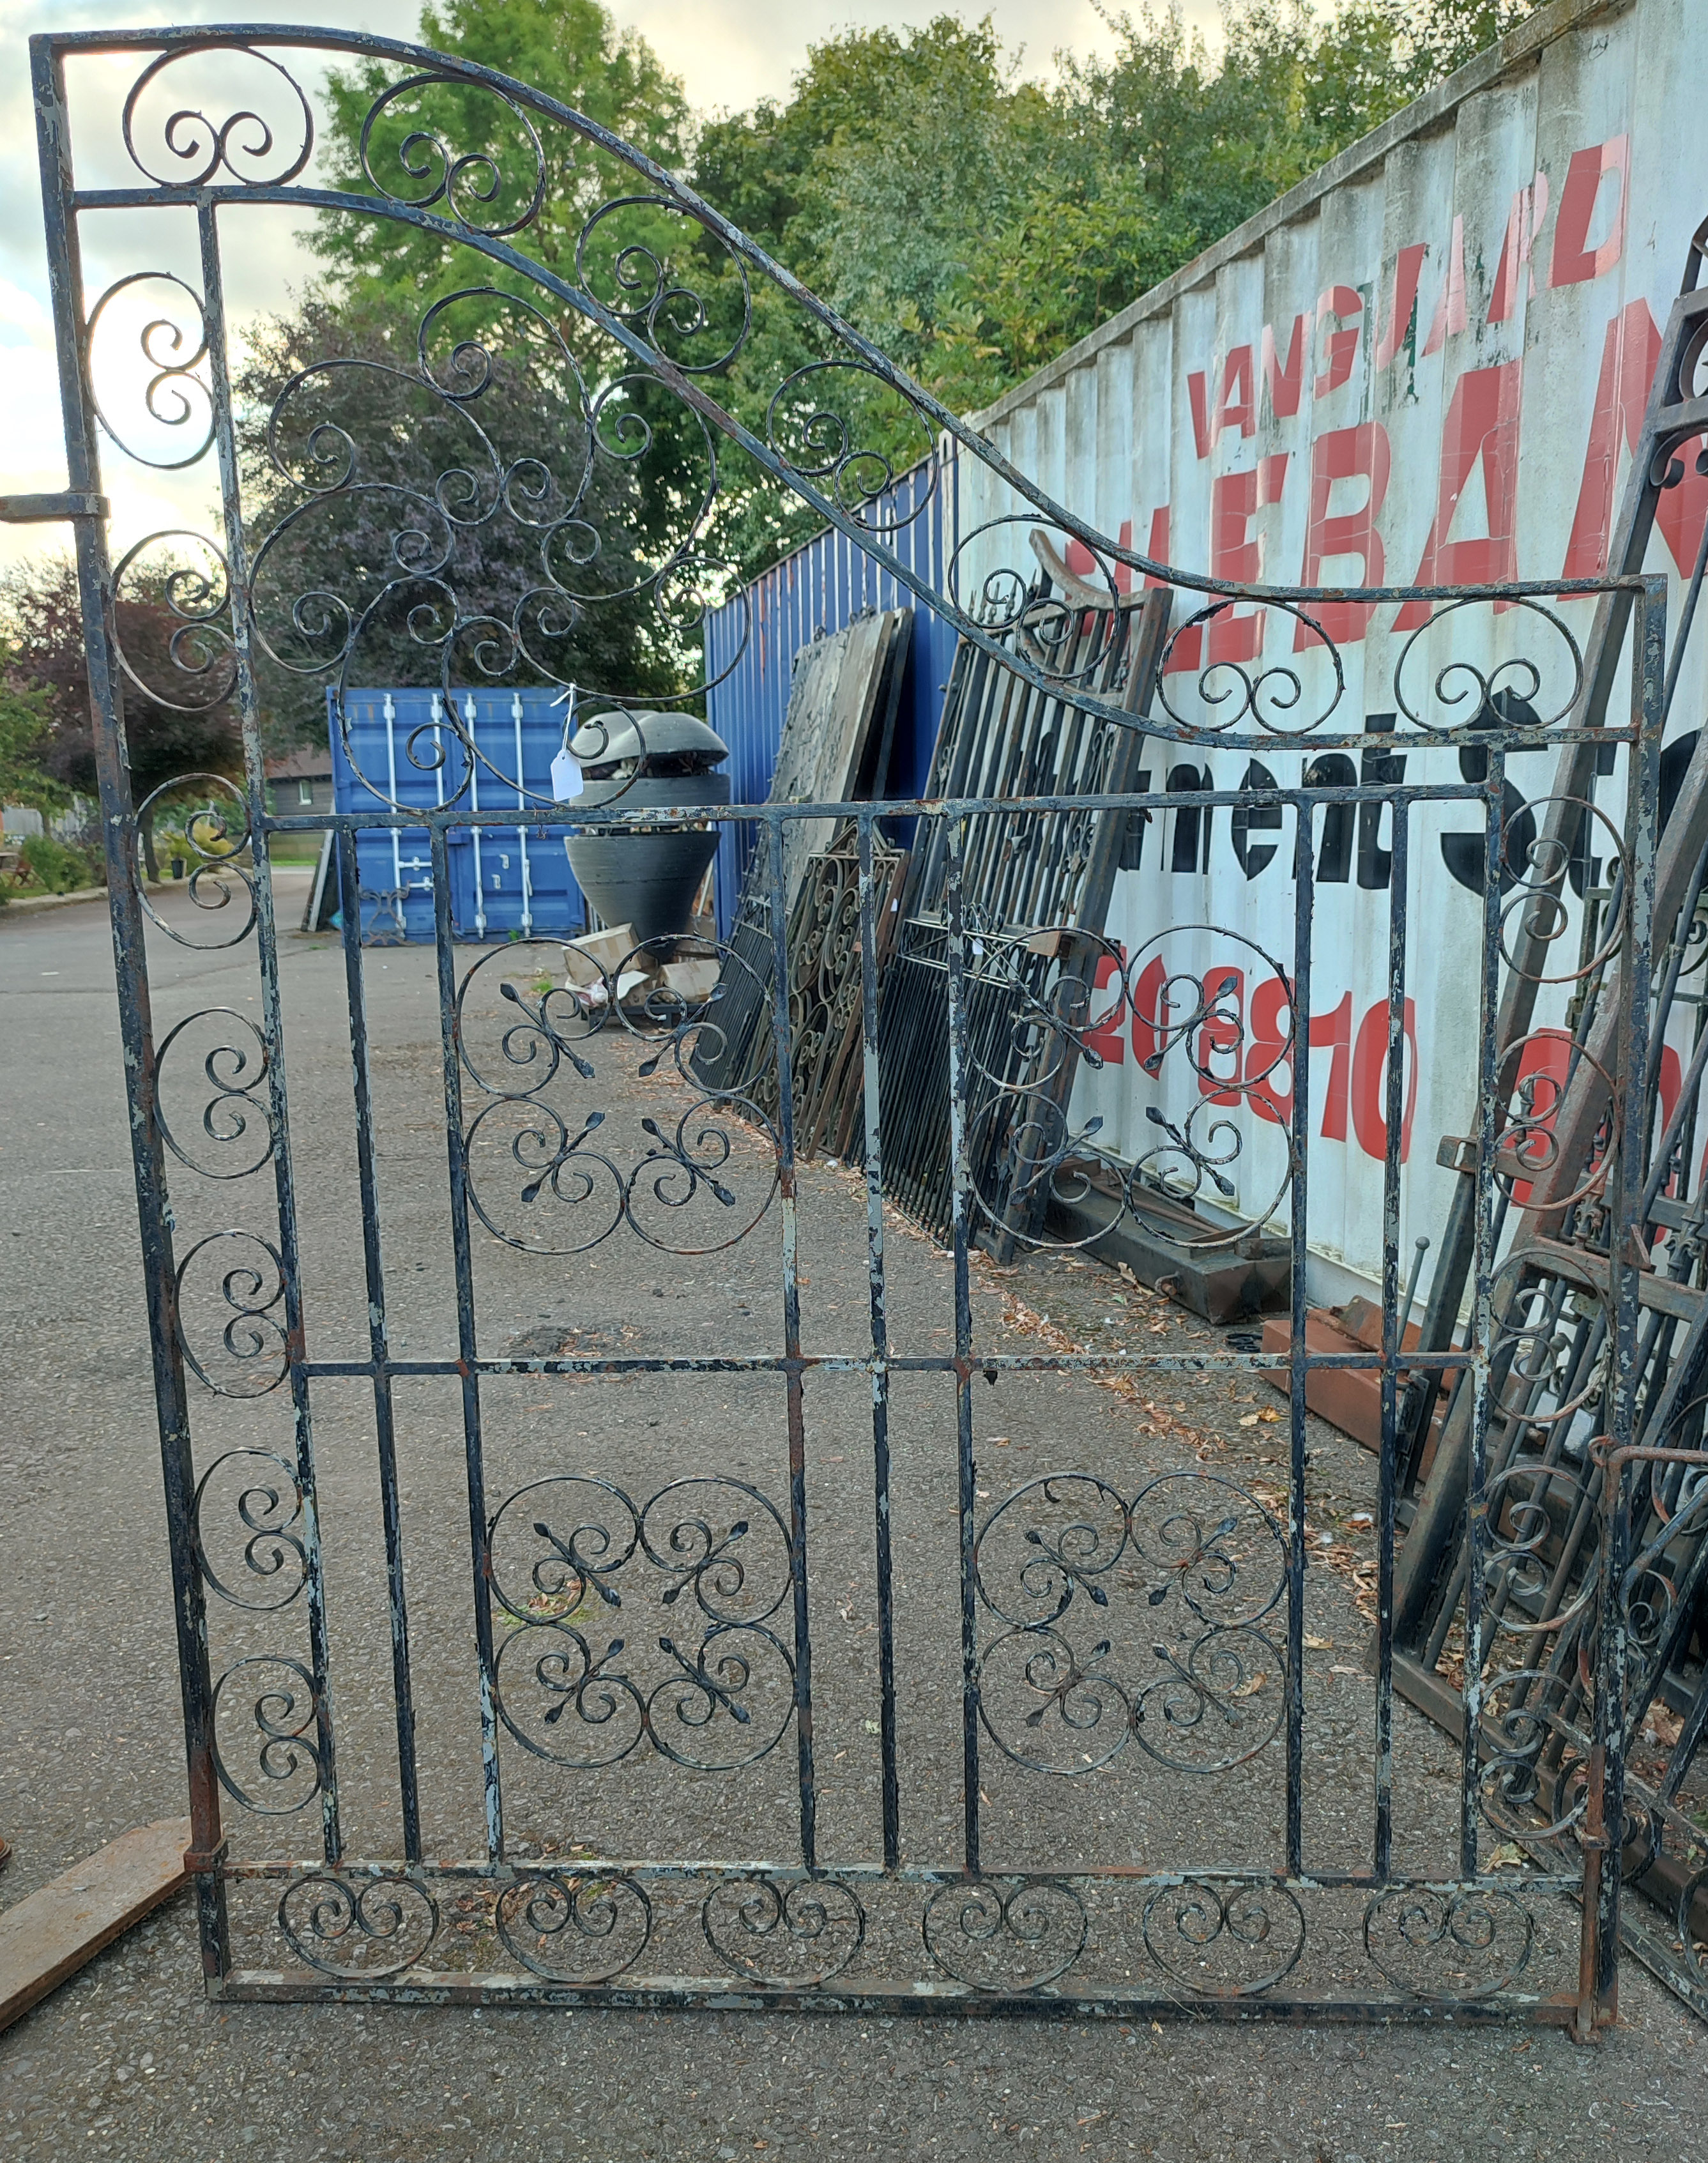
[293,1351,1480,1377]
[213,1858,1586,1895]
[254,776,1601,835]
[206,1975,1583,2023]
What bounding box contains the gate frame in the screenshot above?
[14,22,1678,2032]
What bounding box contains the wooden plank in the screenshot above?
[0,1819,190,2035]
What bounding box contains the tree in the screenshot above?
[312,0,690,390]
[1,558,242,876]
[0,650,65,818]
[303,1,1551,588]
[235,289,691,749]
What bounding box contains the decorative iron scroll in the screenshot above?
[78,25,1617,788]
[486,1474,797,1771]
[456,936,780,1257]
[973,1472,1287,1776]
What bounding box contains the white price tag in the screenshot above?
[551,749,584,801]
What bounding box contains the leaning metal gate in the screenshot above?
[15,24,1678,2028]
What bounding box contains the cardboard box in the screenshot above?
[660,956,721,1005]
[563,923,638,982]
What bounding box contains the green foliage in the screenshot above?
[234,289,687,749]
[19,831,96,894]
[315,0,688,296]
[304,0,1550,584]
[0,643,65,816]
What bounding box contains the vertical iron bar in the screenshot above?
[766,809,817,1871]
[335,830,422,1860]
[1286,796,1316,1879]
[945,815,981,1876]
[30,32,232,1972]
[1461,744,1507,1878]
[858,811,900,1870]
[431,823,503,1861]
[1594,579,1666,2024]
[197,199,340,1863]
[1375,802,1410,1880]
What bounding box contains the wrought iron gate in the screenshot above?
[19,24,1674,2029]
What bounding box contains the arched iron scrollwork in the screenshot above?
[1475,1666,1591,1846]
[963,924,1298,1257]
[154,1008,277,1182]
[1392,597,1585,738]
[174,1229,292,1398]
[211,1655,324,1815]
[86,275,215,471]
[922,1878,1088,1994]
[191,1448,308,1612]
[122,42,315,190]
[973,1471,1287,1777]
[457,936,781,1257]
[487,1474,797,1772]
[83,27,1628,765]
[130,772,256,952]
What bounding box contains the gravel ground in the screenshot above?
[3,873,1706,2160]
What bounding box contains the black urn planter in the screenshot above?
[563,709,730,943]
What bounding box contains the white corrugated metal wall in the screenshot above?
[956,0,1701,1297]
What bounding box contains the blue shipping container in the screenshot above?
[327,686,590,942]
[704,452,959,931]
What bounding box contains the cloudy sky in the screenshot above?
[0,0,1221,565]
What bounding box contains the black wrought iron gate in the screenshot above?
[19,24,1674,2029]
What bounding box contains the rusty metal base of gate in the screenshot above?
[200,1859,1598,2026]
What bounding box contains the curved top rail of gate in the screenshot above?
[34,22,1661,808]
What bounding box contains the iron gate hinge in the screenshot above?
[0,491,107,523]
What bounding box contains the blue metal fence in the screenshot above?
[704,452,959,927]
[327,686,588,942]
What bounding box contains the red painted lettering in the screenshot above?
[1262,314,1308,419]
[1196,967,1246,1106]
[1394,362,1523,628]
[1488,173,1550,323]
[1421,216,1467,356]
[1187,371,1212,460]
[1084,948,1127,1066]
[1148,507,1205,676]
[1314,286,1362,399]
[1131,953,1171,1073]
[1209,470,1264,666]
[1295,424,1391,648]
[1245,974,1294,1129]
[1373,245,1428,370]
[1562,300,1708,581]
[1212,346,1256,446]
[1550,136,1629,287]
[1308,990,1353,1142]
[1350,997,1419,1163]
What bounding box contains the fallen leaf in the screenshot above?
[1258,1407,1281,1423]
[1304,1634,1334,1651]
[1488,1842,1527,1869]
[1228,1673,1268,1697]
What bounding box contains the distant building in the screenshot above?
[265,747,335,816]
